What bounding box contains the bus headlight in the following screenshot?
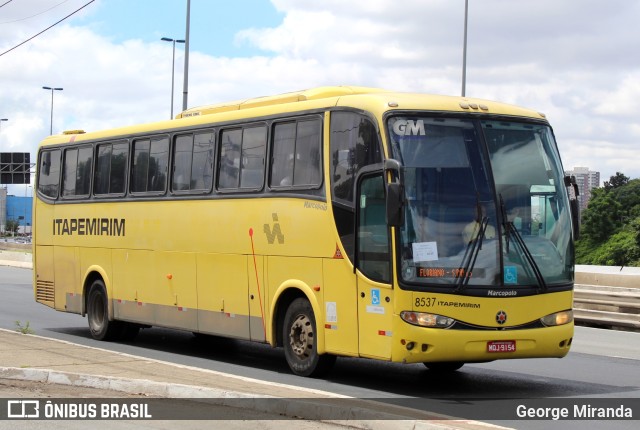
[540,310,573,327]
[401,311,455,328]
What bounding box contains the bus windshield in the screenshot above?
[388,116,573,291]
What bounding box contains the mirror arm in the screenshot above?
[384,159,405,227]
[564,175,580,240]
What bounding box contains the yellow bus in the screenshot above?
[33,86,579,376]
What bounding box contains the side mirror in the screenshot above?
[384,159,404,227]
[564,175,580,240]
[386,182,404,227]
[570,198,580,240]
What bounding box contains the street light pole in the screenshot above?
[0,119,7,180]
[0,119,7,193]
[461,0,469,97]
[0,117,7,155]
[42,86,63,135]
[182,0,191,111]
[161,37,185,119]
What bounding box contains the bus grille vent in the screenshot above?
[36,280,55,305]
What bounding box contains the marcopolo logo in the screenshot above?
[392,119,426,136]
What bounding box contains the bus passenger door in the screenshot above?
[356,172,393,360]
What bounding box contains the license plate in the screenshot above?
[487,340,516,353]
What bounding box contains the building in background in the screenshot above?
[1,190,33,235]
[566,167,600,215]
[6,195,33,234]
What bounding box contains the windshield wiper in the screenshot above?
[499,195,547,292]
[454,199,488,293]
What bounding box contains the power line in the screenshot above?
[0,0,72,25]
[0,1,14,10]
[0,0,96,58]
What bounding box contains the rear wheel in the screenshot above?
[87,280,123,341]
[423,362,465,372]
[283,298,335,377]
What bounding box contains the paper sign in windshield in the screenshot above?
[412,241,439,262]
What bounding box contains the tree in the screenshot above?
[580,189,621,243]
[610,179,640,216]
[5,219,20,235]
[632,217,640,249]
[603,172,629,191]
[576,173,640,266]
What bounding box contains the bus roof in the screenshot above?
[177,86,545,121]
[175,86,390,118]
[41,86,547,147]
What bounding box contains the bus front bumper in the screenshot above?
[391,316,574,364]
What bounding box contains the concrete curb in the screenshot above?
[0,329,346,399]
[0,366,264,399]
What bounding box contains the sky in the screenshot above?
[1,0,640,196]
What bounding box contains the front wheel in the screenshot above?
[87,279,122,341]
[283,298,335,377]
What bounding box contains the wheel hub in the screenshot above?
[289,314,313,358]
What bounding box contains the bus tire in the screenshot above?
[423,362,464,372]
[87,280,121,341]
[283,298,335,377]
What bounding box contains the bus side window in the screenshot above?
[293,119,322,186]
[172,131,215,193]
[173,134,194,191]
[192,131,214,191]
[240,126,267,189]
[218,126,266,191]
[218,129,242,189]
[148,137,169,192]
[62,146,92,198]
[270,122,296,187]
[95,142,128,196]
[131,137,169,194]
[132,139,150,193]
[270,118,322,189]
[37,149,61,199]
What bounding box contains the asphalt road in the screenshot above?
[1,266,638,429]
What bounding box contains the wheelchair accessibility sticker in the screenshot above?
[504,266,518,284]
[366,288,385,314]
[371,288,380,305]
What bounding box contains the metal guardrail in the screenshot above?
[574,284,640,330]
